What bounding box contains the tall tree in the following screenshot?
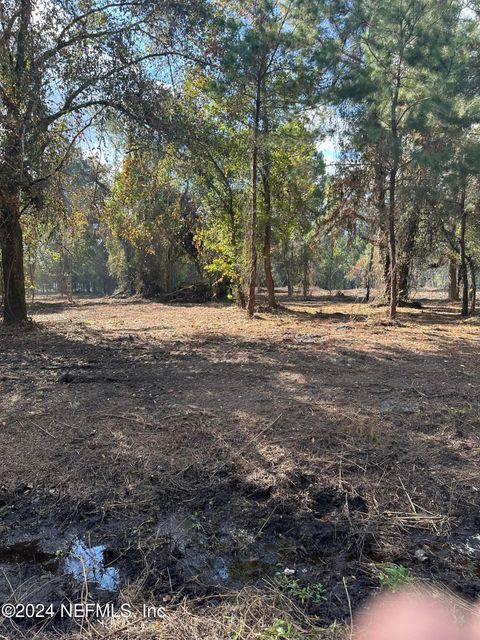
[207,0,326,315]
[0,0,206,323]
[334,0,461,316]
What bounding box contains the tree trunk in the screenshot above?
[283,243,294,297]
[225,192,245,308]
[365,244,374,302]
[468,256,476,314]
[165,244,174,293]
[260,105,275,309]
[261,159,275,309]
[302,245,310,299]
[66,246,73,302]
[0,191,28,324]
[388,167,398,318]
[375,165,389,302]
[448,258,459,301]
[327,236,334,295]
[123,240,136,295]
[397,263,409,303]
[379,238,390,301]
[28,258,36,304]
[388,67,401,319]
[59,252,67,297]
[398,213,419,302]
[0,1,31,324]
[263,219,275,307]
[459,191,468,317]
[247,74,262,317]
[287,277,293,297]
[237,287,246,309]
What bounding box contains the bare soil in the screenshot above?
[1,293,480,637]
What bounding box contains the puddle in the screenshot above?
[229,558,271,580]
[157,513,202,553]
[213,556,229,580]
[156,512,278,586]
[63,539,120,592]
[0,539,55,564]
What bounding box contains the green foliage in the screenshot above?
[22,153,112,296]
[103,142,203,295]
[274,573,326,605]
[313,232,367,292]
[257,618,296,639]
[7,0,480,315]
[377,563,414,590]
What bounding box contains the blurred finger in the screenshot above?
[355,590,465,640]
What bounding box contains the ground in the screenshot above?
[1,292,480,639]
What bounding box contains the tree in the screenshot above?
[0,0,206,323]
[207,0,326,315]
[104,137,202,296]
[333,0,462,316]
[270,119,324,297]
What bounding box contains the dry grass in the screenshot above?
[18,588,347,640]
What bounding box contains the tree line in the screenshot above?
[1,0,479,324]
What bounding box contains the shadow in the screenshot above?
[265,304,366,323]
[27,295,111,316]
[398,300,477,325]
[258,289,361,305]
[25,295,235,318]
[28,300,74,315]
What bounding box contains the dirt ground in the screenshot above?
[1,292,480,638]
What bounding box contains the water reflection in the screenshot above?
[64,539,119,591]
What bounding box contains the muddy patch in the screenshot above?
[1,479,480,635]
[155,511,276,588]
[0,492,126,632]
